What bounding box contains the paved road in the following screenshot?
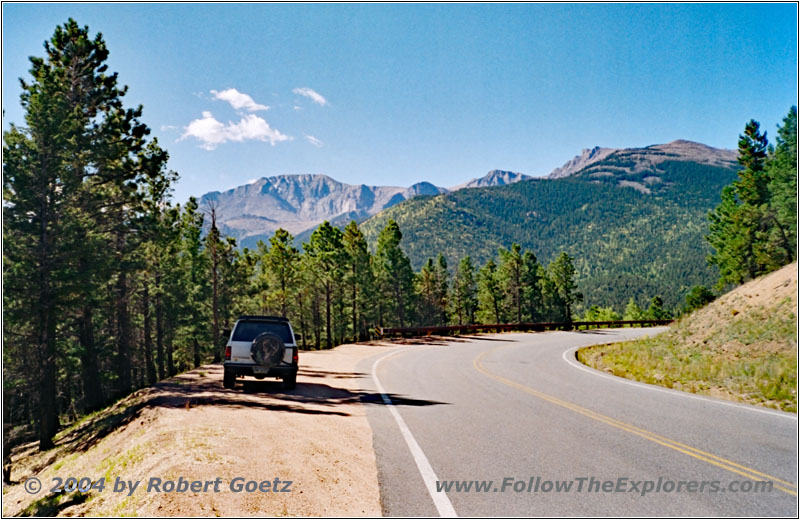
[359,329,798,516]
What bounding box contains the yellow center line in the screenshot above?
[473,348,797,497]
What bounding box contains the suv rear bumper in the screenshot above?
[224,363,297,378]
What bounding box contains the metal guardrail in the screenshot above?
[380,320,672,337]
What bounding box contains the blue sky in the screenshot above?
[2,3,797,203]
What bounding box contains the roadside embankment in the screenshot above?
[3,344,391,517]
[578,263,797,412]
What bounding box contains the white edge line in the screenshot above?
[562,346,798,420]
[372,347,458,518]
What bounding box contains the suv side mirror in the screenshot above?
[294,333,302,343]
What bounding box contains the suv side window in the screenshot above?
[232,322,293,343]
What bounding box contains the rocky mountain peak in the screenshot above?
[547,147,617,179]
[450,169,531,191]
[547,140,737,179]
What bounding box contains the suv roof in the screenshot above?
[236,315,290,323]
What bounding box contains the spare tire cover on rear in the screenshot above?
[250,332,285,366]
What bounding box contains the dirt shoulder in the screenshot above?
[3,343,401,517]
[578,263,797,412]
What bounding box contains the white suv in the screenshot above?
[223,315,299,390]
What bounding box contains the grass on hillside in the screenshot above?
[578,296,797,412]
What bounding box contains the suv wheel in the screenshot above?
[283,375,296,390]
[223,369,236,389]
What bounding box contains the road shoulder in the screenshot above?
[3,344,386,517]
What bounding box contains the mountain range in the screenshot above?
[359,140,739,310]
[200,169,530,249]
[199,140,735,250]
[197,139,739,309]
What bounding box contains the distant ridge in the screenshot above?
[449,170,531,190]
[197,139,738,250]
[547,140,737,179]
[199,169,532,248]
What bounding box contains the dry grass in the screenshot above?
[578,263,798,412]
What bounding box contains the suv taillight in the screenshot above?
[225,345,231,360]
[292,348,298,365]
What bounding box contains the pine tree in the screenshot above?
[708,113,796,287]
[297,253,323,349]
[374,220,415,329]
[139,142,177,383]
[451,256,478,325]
[521,250,542,322]
[254,240,272,314]
[478,259,504,323]
[203,203,223,361]
[498,243,524,323]
[3,19,168,448]
[645,296,671,320]
[766,106,797,261]
[265,228,300,319]
[156,205,182,377]
[707,185,751,287]
[304,222,345,348]
[178,198,208,368]
[547,252,582,322]
[434,254,450,325]
[416,258,439,326]
[343,221,374,341]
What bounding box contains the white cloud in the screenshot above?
[180,111,291,150]
[160,124,177,131]
[293,87,328,106]
[210,88,269,112]
[304,134,323,147]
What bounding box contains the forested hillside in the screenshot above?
[361,159,739,310]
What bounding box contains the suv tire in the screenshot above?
[251,332,285,366]
[223,369,236,389]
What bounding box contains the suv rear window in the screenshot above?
[232,321,293,343]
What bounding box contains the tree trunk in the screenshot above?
[395,284,405,328]
[325,282,332,349]
[337,285,345,345]
[116,268,132,397]
[142,285,156,385]
[312,290,321,350]
[38,305,59,450]
[155,274,166,380]
[193,337,201,368]
[280,271,287,318]
[166,332,176,376]
[351,265,358,342]
[769,212,795,263]
[211,219,221,363]
[78,304,103,412]
[298,292,308,350]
